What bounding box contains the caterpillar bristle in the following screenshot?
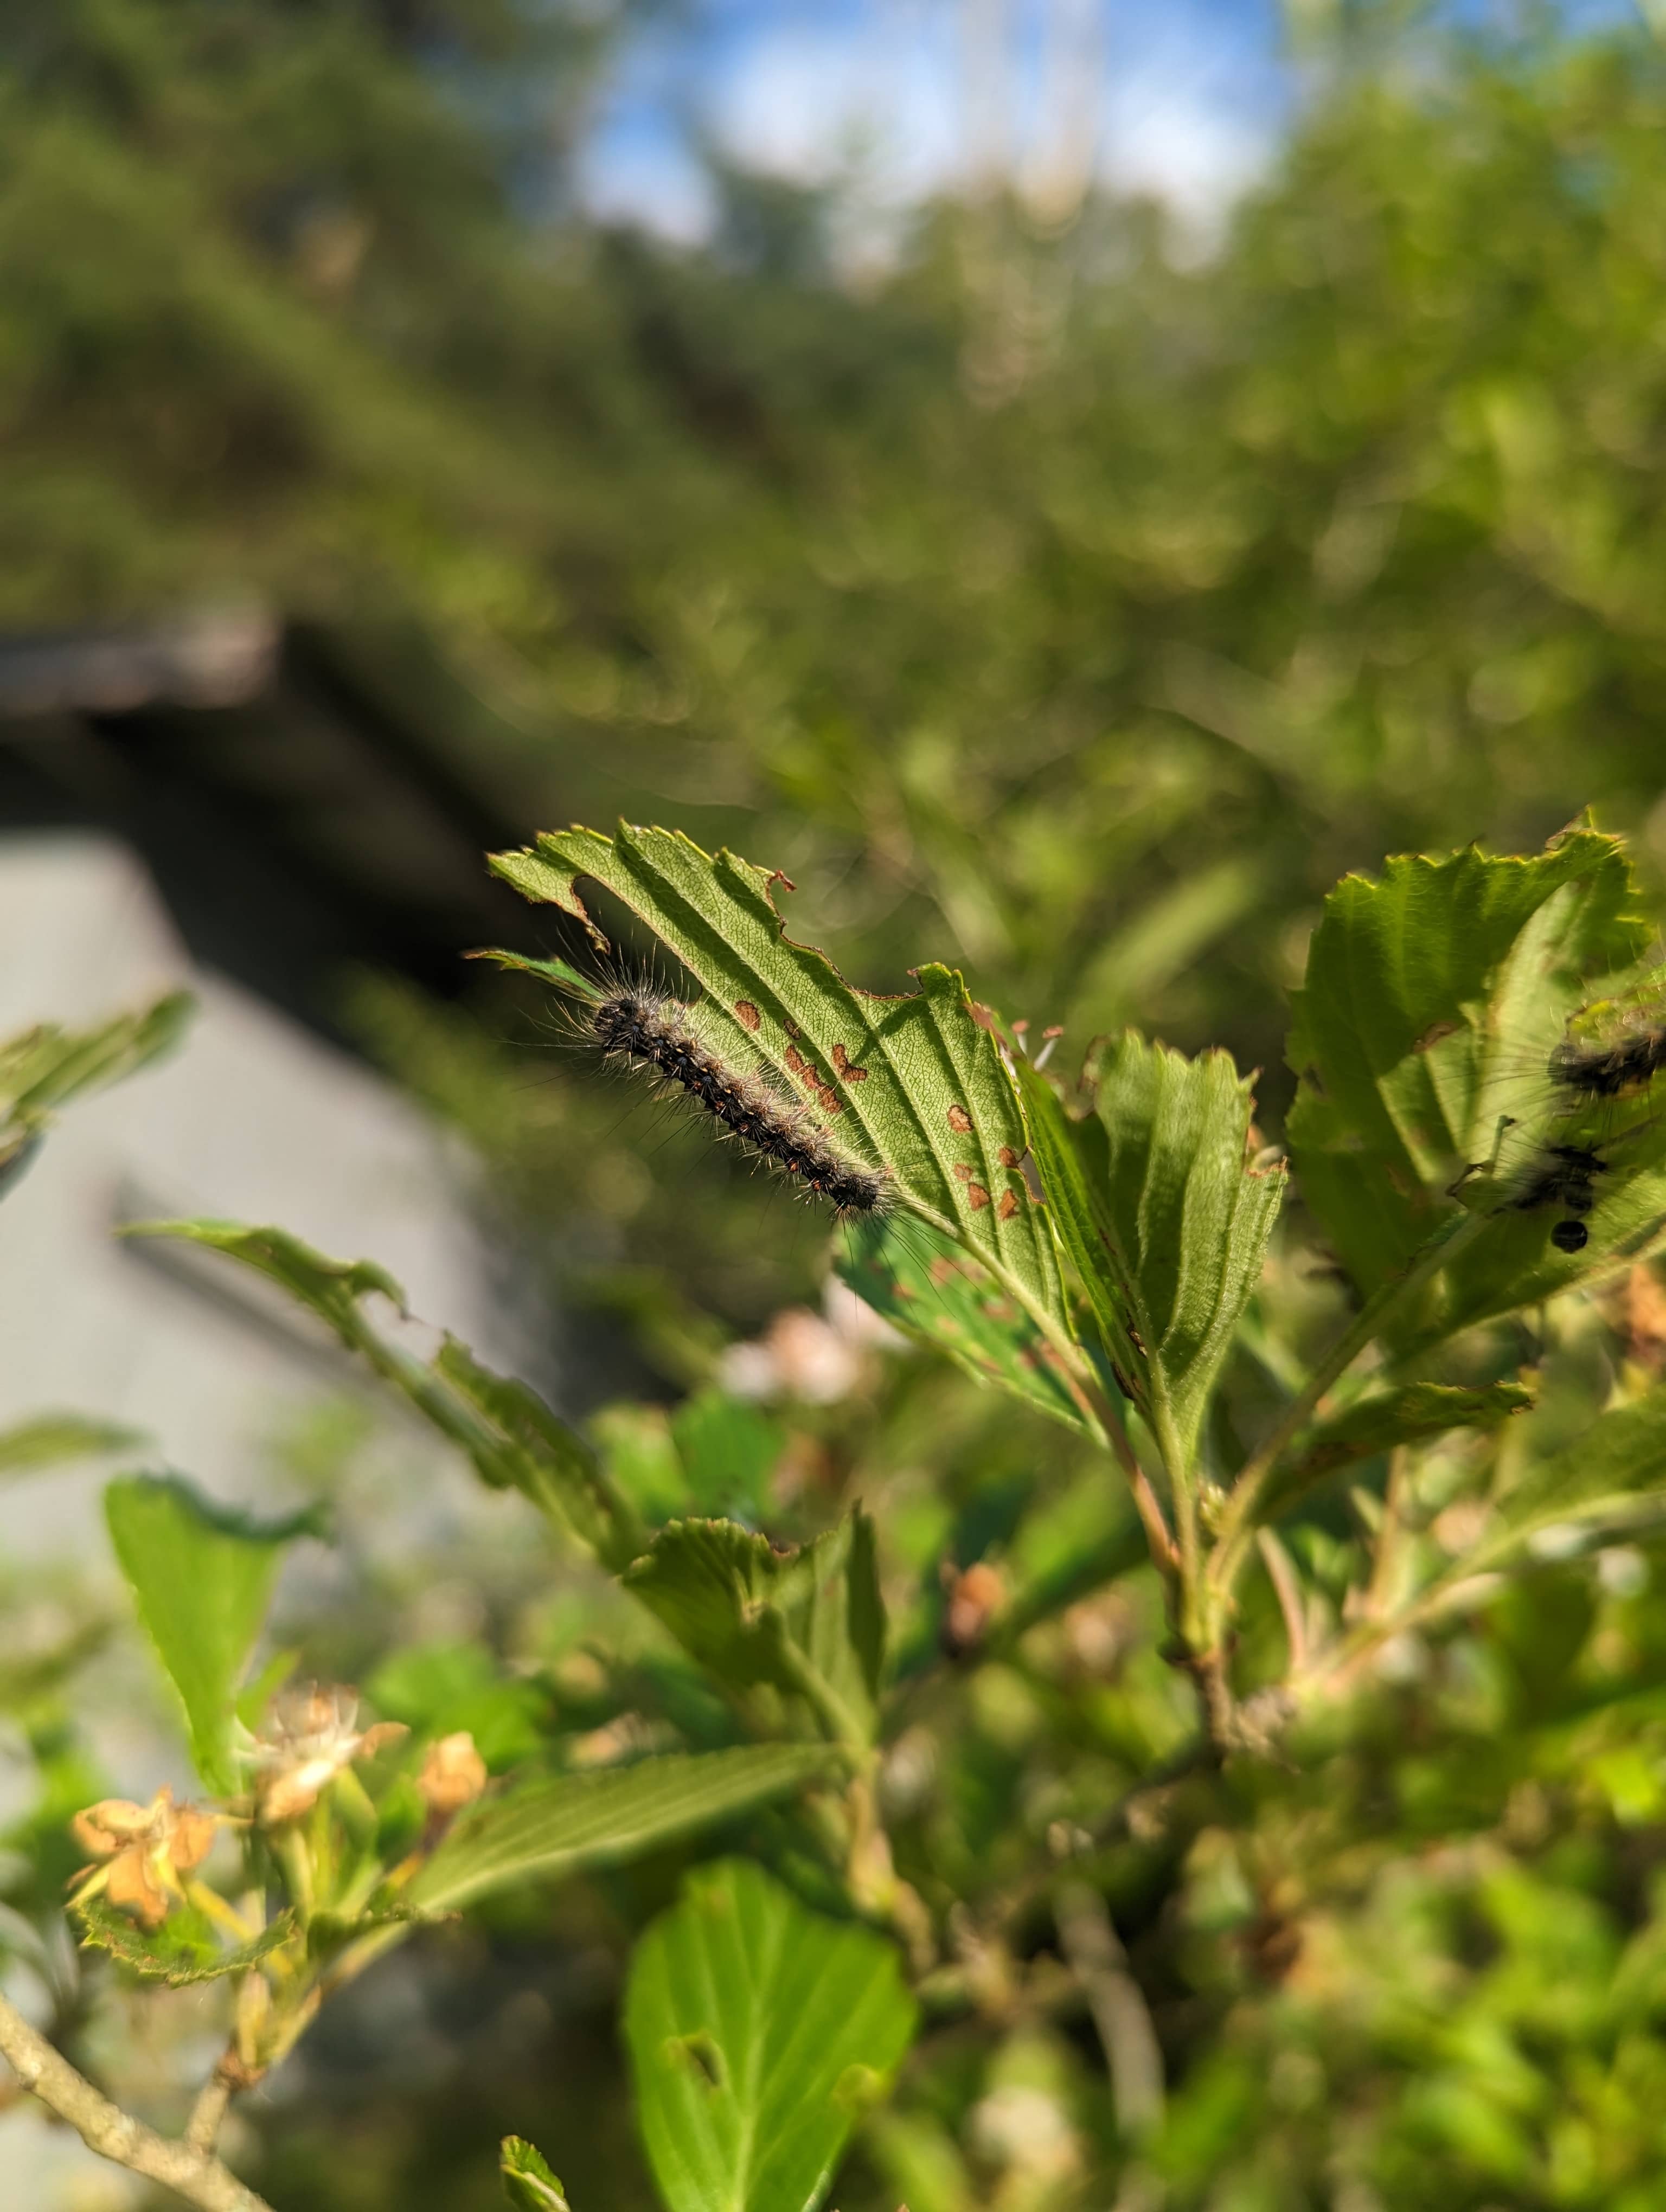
[590,989,888,1218]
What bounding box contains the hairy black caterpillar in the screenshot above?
[1548,1024,1666,1102]
[590,989,888,1218]
[1509,1139,1608,1253]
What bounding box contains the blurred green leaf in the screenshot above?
[671,1390,785,1519]
[367,1641,547,1770]
[0,1414,144,1478]
[623,1511,883,1749]
[0,992,193,1129]
[486,823,1073,1354]
[501,2138,571,2211]
[1020,1036,1285,1474]
[1268,1381,1535,1514]
[624,1857,917,2212]
[120,1220,645,1568]
[1439,1390,1666,1584]
[409,1744,834,1913]
[104,1474,321,1794]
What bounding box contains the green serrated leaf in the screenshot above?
[625,1857,917,2212]
[1285,832,1646,1303]
[119,1221,644,1568]
[74,1899,294,1985]
[1020,1037,1285,1477]
[837,1213,1090,1433]
[501,2137,572,2211]
[489,822,1073,1359]
[0,992,194,1128]
[0,1414,145,1478]
[1266,1381,1535,1515]
[105,1475,322,1795]
[624,1512,883,1750]
[409,1744,832,1913]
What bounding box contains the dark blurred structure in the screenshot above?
[0,609,546,1041]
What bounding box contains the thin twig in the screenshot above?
[1255,1528,1309,1671]
[1055,1883,1165,2139]
[0,1992,272,2212]
[183,2064,236,2155]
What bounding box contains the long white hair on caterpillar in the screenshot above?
[488,947,893,1223]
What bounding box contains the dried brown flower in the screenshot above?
[69,1787,217,1930]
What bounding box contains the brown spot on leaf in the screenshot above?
[952,1162,973,1182]
[930,1258,958,1287]
[967,1182,991,1211]
[997,1191,1019,1220]
[1414,1020,1459,1053]
[947,1104,973,1133]
[815,1083,843,1116]
[831,1044,868,1083]
[734,1000,761,1032]
[998,1145,1018,1167]
[784,1044,806,1075]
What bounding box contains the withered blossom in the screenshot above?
[249,1682,406,1825]
[69,1786,217,1930]
[417,1731,487,1816]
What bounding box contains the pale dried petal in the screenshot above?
[106,1848,169,1930]
[418,1732,487,1816]
[70,1800,152,1857]
[169,1805,218,1872]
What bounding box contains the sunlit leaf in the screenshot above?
[1020,1036,1285,1474]
[625,1857,917,2212]
[837,1213,1091,1433]
[1285,831,1649,1309]
[410,1744,833,1913]
[484,823,1072,1356]
[623,1512,883,1750]
[104,1475,322,1793]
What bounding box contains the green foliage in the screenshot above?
[410,1747,836,1914]
[624,1859,918,2212]
[837,1214,1091,1434]
[74,1898,296,1986]
[501,2138,571,2211]
[1020,1033,1286,1470]
[485,824,1073,1355]
[0,1414,144,1477]
[1286,831,1648,1296]
[103,1474,321,1793]
[0,993,191,1189]
[123,1219,645,1566]
[623,1513,883,1752]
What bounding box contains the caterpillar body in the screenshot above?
[1548,1025,1666,1102]
[591,990,888,1218]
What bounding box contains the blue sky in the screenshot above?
[576,0,1293,245]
